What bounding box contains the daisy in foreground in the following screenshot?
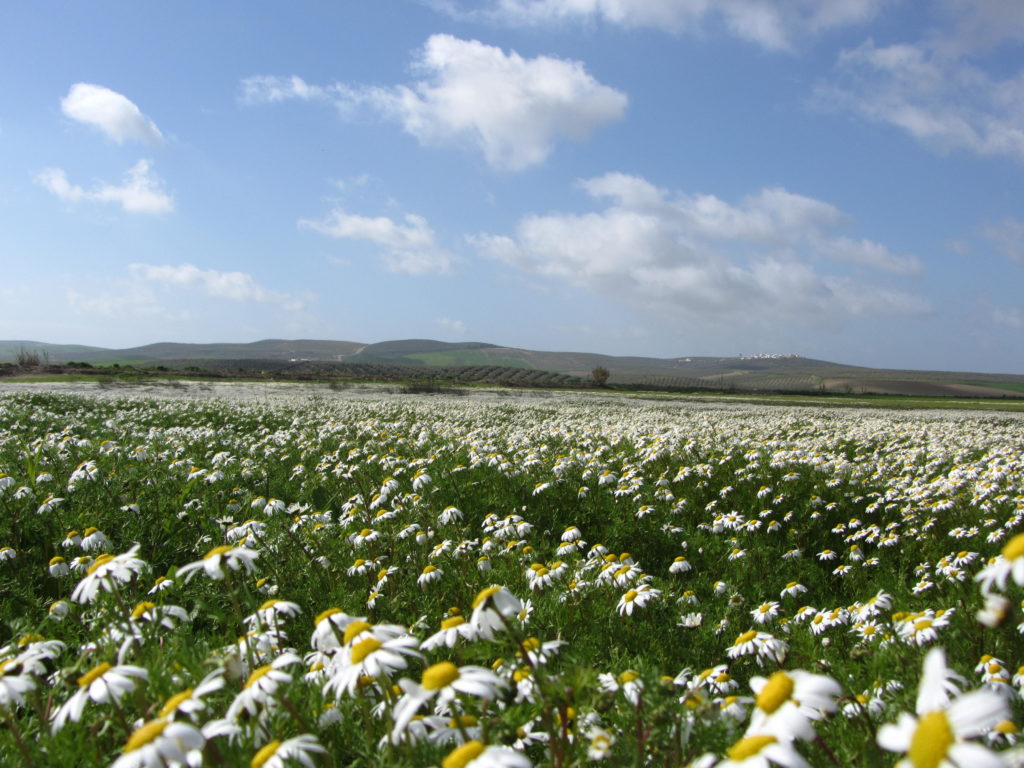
[177,544,259,582]
[877,647,1008,768]
[111,718,204,768]
[715,734,809,768]
[440,740,531,768]
[251,734,325,768]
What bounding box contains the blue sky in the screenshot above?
[2,1,1023,373]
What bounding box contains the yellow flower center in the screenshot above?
[159,688,194,717]
[755,671,794,714]
[442,740,486,768]
[83,527,98,537]
[124,719,168,752]
[734,630,758,646]
[472,586,502,609]
[908,711,954,768]
[49,556,66,566]
[1002,533,1024,561]
[422,661,460,691]
[131,601,156,619]
[618,670,639,684]
[995,720,1018,734]
[441,616,465,630]
[343,620,372,645]
[727,735,778,760]
[204,545,233,559]
[624,589,638,602]
[350,637,382,664]
[78,661,112,687]
[244,665,273,689]
[315,607,341,627]
[251,740,281,768]
[360,528,372,537]
[86,554,115,575]
[259,599,279,611]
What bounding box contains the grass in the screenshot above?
[0,391,1021,766]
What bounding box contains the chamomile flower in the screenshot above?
[70,545,148,604]
[746,669,842,741]
[877,647,1008,768]
[177,544,259,582]
[470,586,523,640]
[751,602,780,625]
[225,652,301,720]
[158,670,225,720]
[617,585,660,616]
[418,564,444,587]
[250,734,325,768]
[421,615,478,651]
[717,733,809,768]
[976,533,1024,593]
[599,670,644,706]
[779,582,806,599]
[111,718,205,768]
[390,662,504,742]
[51,661,149,732]
[439,740,531,768]
[322,627,422,699]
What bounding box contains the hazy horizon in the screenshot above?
[3,2,1023,373]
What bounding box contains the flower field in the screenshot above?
[1,390,1023,767]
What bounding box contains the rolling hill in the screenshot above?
[4,338,1024,397]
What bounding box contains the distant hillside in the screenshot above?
[4,338,1024,397]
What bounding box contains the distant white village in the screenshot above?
[738,353,802,360]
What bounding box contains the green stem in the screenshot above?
[5,714,37,768]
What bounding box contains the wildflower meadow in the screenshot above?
[1,390,1023,767]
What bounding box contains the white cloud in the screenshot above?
[299,208,453,275]
[129,263,305,310]
[472,172,928,324]
[35,160,174,214]
[436,0,886,51]
[993,307,1024,328]
[819,40,1024,162]
[239,75,329,105]
[981,217,1024,264]
[61,83,163,145]
[437,317,468,334]
[242,35,627,170]
[819,2,1024,163]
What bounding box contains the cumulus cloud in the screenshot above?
[242,34,627,170]
[299,208,453,275]
[434,0,886,51]
[471,172,928,324]
[129,263,305,310]
[61,83,164,145]
[35,160,173,214]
